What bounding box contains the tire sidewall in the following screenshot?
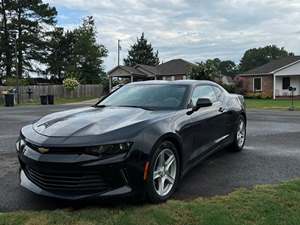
[146,141,180,203]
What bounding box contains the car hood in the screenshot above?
[32,106,173,137]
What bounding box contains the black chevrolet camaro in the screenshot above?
[17,80,246,203]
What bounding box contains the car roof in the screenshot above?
[126,80,218,87]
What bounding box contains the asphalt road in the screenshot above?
[1,105,300,211]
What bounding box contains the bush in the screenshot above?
[244,93,272,99]
[99,76,109,94]
[63,78,80,91]
[220,83,245,95]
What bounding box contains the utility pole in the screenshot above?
[117,40,121,66]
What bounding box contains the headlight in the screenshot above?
[85,142,133,157]
[16,138,26,152]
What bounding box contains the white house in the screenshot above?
[238,56,300,99]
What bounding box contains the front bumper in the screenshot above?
[20,170,132,200]
[18,142,146,200]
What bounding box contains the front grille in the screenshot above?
[24,166,111,193]
[25,142,85,154]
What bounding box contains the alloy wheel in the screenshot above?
[237,119,246,148]
[153,148,177,197]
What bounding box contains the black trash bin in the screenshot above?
[40,95,48,105]
[4,94,14,107]
[47,95,54,105]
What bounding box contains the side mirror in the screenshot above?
[194,98,212,110]
[187,98,212,115]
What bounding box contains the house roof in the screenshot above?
[121,66,145,75]
[108,58,194,77]
[157,59,194,76]
[240,56,300,76]
[107,65,147,77]
[135,64,157,75]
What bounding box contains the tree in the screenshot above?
[46,16,108,84]
[0,0,57,80]
[188,61,219,81]
[219,60,238,76]
[46,27,66,81]
[72,16,108,84]
[189,58,239,81]
[14,0,57,78]
[0,0,14,80]
[205,58,222,80]
[239,45,294,72]
[46,28,76,82]
[124,33,159,66]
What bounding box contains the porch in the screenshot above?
[107,65,155,91]
[273,75,300,99]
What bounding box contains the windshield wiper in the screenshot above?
[116,105,153,110]
[93,104,107,108]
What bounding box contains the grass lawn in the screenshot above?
[245,99,300,110]
[0,96,98,107]
[25,96,98,105]
[1,179,300,225]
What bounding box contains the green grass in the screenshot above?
[27,96,97,105]
[1,179,300,225]
[246,99,300,110]
[0,96,98,107]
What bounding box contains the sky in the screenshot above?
[45,0,300,71]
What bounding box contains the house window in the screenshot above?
[282,77,290,90]
[253,77,262,92]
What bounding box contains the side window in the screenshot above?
[211,86,224,102]
[253,77,262,91]
[191,85,217,106]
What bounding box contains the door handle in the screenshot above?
[218,107,225,112]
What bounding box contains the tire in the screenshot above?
[229,115,246,152]
[146,141,180,203]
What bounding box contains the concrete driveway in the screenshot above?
[1,105,300,211]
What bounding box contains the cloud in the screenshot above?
[45,0,300,70]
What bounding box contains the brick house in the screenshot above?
[107,59,194,90]
[238,56,300,99]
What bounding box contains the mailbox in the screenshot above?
[288,86,296,92]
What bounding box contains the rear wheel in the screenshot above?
[229,115,246,152]
[146,141,179,203]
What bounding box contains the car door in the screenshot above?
[180,85,223,163]
[211,85,236,138]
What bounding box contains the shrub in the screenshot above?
[244,92,274,99]
[63,78,80,91]
[99,76,109,94]
[220,83,245,95]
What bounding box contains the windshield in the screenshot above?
[98,84,188,110]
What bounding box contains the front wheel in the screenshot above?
[146,141,180,203]
[229,115,246,152]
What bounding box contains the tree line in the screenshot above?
[117,33,294,81]
[0,0,295,86]
[189,45,294,81]
[0,0,107,85]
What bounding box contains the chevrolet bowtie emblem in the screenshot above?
[38,147,49,153]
